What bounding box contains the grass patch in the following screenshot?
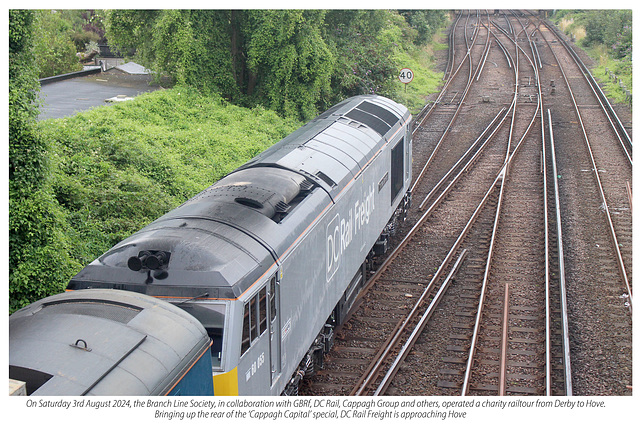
[582,44,632,104]
[392,27,448,114]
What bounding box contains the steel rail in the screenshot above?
[413,12,464,134]
[539,22,633,312]
[536,40,554,394]
[443,13,462,81]
[475,39,493,82]
[538,25,552,396]
[504,12,514,34]
[462,15,544,396]
[373,249,468,395]
[499,13,547,396]
[530,16,571,396]
[547,109,573,395]
[461,173,506,397]
[513,12,559,397]
[353,131,506,396]
[354,139,508,395]
[498,283,510,395]
[350,278,438,396]
[418,107,507,210]
[412,13,474,137]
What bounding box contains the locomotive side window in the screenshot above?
[391,137,405,203]
[241,297,258,355]
[269,277,277,322]
[241,302,251,355]
[249,295,258,341]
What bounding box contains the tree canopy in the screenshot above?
[106,9,447,119]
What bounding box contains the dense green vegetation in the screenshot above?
[33,10,83,78]
[552,10,632,104]
[32,10,107,78]
[9,10,79,311]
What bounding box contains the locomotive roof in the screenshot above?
[68,95,410,300]
[242,95,409,198]
[9,289,211,396]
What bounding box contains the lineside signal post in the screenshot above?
[398,68,414,92]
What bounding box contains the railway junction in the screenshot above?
[302,10,632,397]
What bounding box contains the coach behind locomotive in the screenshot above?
[10,289,214,395]
[65,95,412,395]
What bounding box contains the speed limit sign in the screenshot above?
[398,68,414,84]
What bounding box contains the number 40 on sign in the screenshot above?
[398,68,413,91]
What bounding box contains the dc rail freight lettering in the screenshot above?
[9,95,412,396]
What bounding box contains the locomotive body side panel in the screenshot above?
[271,117,410,395]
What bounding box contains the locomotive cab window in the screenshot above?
[390,137,405,204]
[241,286,269,356]
[173,301,227,370]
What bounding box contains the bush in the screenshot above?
[9,10,80,312]
[552,10,632,102]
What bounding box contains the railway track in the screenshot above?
[302,10,632,397]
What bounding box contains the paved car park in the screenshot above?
[38,62,165,121]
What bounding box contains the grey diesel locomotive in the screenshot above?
[10,95,412,396]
